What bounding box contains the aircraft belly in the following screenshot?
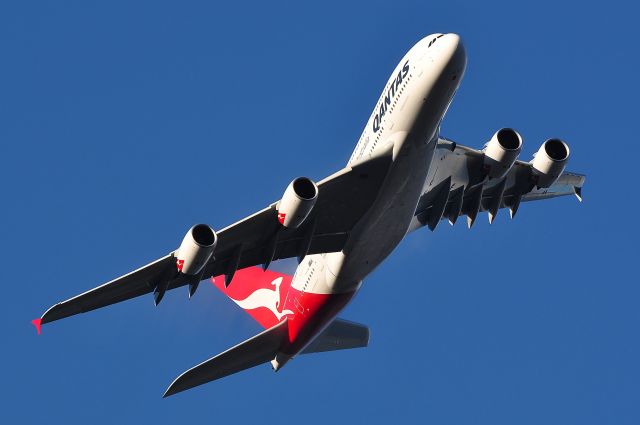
[336,138,436,283]
[280,137,436,360]
[332,39,465,283]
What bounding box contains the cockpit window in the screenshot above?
[428,34,445,48]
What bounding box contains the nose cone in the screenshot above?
[428,33,466,79]
[444,33,460,44]
[441,33,466,66]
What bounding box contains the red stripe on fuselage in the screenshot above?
[281,288,355,354]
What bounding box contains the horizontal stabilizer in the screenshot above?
[302,319,369,354]
[163,319,288,397]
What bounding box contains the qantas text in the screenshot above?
[372,61,410,133]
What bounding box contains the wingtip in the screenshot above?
[162,376,183,398]
[32,318,42,335]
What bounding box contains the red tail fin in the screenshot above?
[211,267,293,329]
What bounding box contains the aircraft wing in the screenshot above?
[38,147,392,327]
[37,254,176,328]
[413,140,585,230]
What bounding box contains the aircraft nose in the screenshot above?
[440,33,466,69]
[441,33,461,55]
[444,33,460,43]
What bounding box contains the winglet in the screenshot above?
[32,318,42,335]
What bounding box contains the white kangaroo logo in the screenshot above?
[232,277,293,321]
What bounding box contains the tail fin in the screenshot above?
[164,319,288,397]
[211,266,294,329]
[302,319,369,354]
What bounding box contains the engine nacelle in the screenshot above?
[175,224,217,275]
[531,138,570,188]
[277,177,318,229]
[483,128,523,179]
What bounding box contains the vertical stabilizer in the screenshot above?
[212,266,294,329]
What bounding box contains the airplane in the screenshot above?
[33,33,585,397]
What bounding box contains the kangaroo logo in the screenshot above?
[231,277,293,321]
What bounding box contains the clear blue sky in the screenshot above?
[2,1,638,424]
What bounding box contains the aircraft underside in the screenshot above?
[34,33,584,397]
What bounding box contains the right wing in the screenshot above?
[38,147,392,327]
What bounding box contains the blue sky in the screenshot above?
[2,1,639,424]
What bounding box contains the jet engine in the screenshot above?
[531,138,570,188]
[483,128,523,179]
[175,224,217,275]
[277,177,318,229]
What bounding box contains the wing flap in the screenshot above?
[521,171,585,202]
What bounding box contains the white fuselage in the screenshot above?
[274,34,466,364]
[291,34,467,295]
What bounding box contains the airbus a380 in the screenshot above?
[34,33,585,397]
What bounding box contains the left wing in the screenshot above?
[412,139,585,230]
[37,147,393,328]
